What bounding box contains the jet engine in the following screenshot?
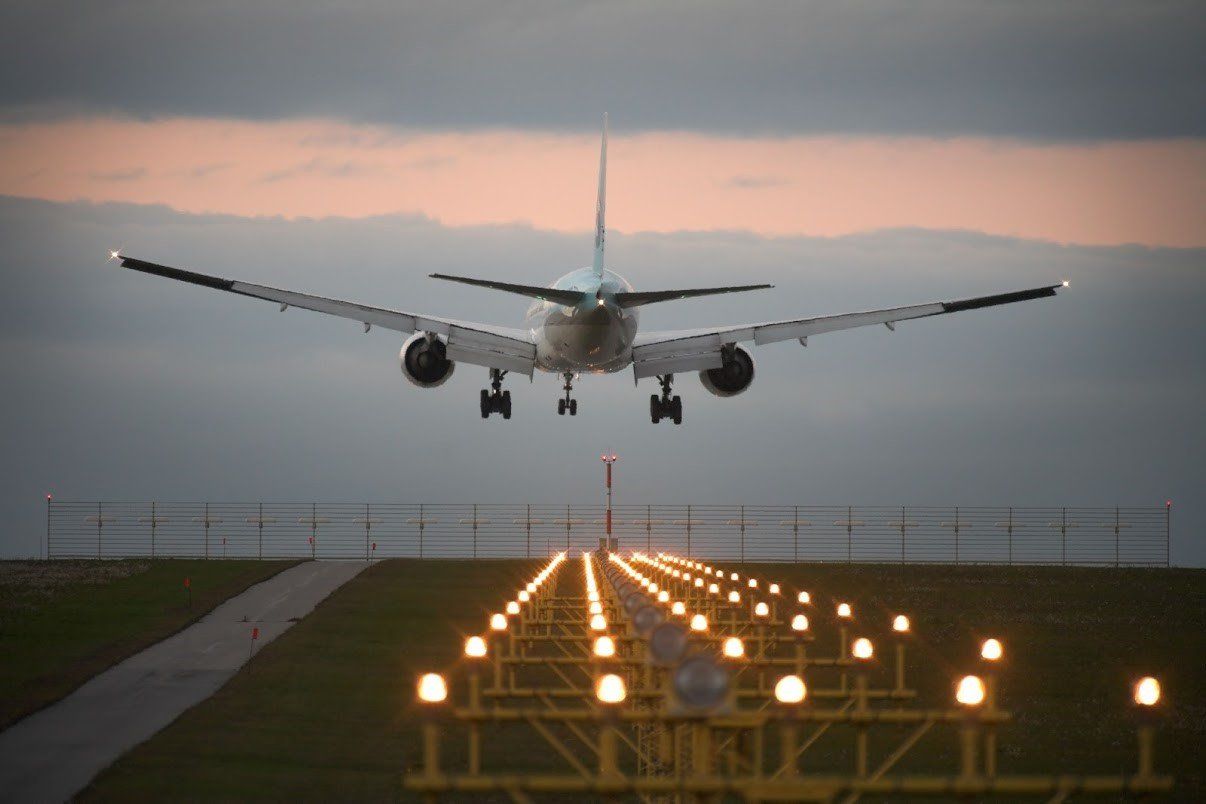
[400,332,455,388]
[699,345,755,397]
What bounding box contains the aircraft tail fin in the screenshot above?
[592,113,608,277]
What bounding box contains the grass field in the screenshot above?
[0,558,299,729]
[81,560,1205,802]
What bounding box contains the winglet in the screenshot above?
[592,113,608,277]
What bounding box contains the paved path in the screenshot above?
[0,560,369,803]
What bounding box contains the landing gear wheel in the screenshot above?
[569,399,577,416]
[502,390,512,419]
[480,389,490,419]
[481,369,512,419]
[650,394,661,423]
[671,395,682,425]
[558,398,566,416]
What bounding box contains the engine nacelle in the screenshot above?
[699,345,756,397]
[400,332,455,388]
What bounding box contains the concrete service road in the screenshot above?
[0,560,369,803]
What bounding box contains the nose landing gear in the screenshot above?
[650,374,682,424]
[557,372,578,416]
[480,368,512,419]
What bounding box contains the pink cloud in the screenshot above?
[1,117,1202,247]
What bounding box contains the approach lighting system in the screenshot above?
[852,637,874,660]
[754,602,770,617]
[774,674,807,704]
[981,638,1003,661]
[837,602,852,618]
[690,614,708,632]
[590,614,608,631]
[1134,676,1161,707]
[490,613,508,631]
[728,591,741,603]
[791,614,809,632]
[722,637,745,659]
[417,673,448,703]
[893,615,911,633]
[798,591,811,604]
[464,636,488,658]
[505,601,520,615]
[671,601,686,615]
[769,583,780,595]
[596,673,627,704]
[956,675,987,706]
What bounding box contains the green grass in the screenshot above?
[82,560,1204,802]
[0,558,299,729]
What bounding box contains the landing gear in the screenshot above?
[480,369,512,419]
[557,372,579,416]
[650,375,682,424]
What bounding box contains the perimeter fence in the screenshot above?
[45,502,1170,566]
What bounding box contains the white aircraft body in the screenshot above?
[115,115,1065,424]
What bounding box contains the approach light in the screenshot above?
[722,637,745,658]
[798,591,811,604]
[588,591,600,602]
[517,590,530,603]
[837,603,852,619]
[748,578,757,589]
[505,601,520,615]
[754,602,770,617]
[690,614,708,632]
[526,582,537,594]
[593,635,617,658]
[589,601,603,614]
[791,614,809,632]
[730,572,739,581]
[980,638,1003,661]
[671,601,686,615]
[774,674,807,704]
[590,614,608,631]
[596,673,627,704]
[893,615,911,633]
[695,578,704,588]
[464,636,488,658]
[852,637,874,660]
[956,675,986,706]
[1134,676,1161,707]
[708,583,719,594]
[658,590,670,603]
[417,673,448,703]
[728,591,741,604]
[769,583,780,595]
[489,613,507,631]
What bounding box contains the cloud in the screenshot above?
[1,118,1204,247]
[0,2,1203,140]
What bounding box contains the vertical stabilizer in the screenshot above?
[592,113,608,277]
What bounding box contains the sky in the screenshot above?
[0,2,1203,563]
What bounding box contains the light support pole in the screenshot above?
[601,452,618,552]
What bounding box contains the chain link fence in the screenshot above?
[44,502,1171,566]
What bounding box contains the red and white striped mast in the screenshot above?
[601,452,618,550]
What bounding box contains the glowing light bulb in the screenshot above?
[852,637,874,660]
[593,636,617,658]
[590,614,607,631]
[956,675,986,706]
[596,673,627,704]
[798,591,810,604]
[417,673,448,703]
[723,637,745,658]
[980,638,1003,661]
[505,601,520,615]
[775,675,806,704]
[490,613,507,631]
[791,614,809,631]
[1134,676,1161,707]
[893,615,911,633]
[671,601,686,615]
[837,603,852,618]
[754,602,770,617]
[464,636,487,658]
[690,614,708,632]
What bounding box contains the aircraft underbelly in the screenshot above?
[535,309,635,373]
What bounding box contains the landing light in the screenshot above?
[775,675,807,704]
[417,673,448,703]
[108,249,121,261]
[1062,280,1070,287]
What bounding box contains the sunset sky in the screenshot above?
[1,2,1203,562]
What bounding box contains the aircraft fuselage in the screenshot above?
[527,267,639,373]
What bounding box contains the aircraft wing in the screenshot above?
[630,283,1065,380]
[117,256,537,376]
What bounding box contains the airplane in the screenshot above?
[112,114,1066,424]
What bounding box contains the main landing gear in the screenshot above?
[557,372,578,416]
[650,374,682,425]
[480,368,511,419]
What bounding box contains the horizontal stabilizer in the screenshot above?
[614,284,772,309]
[429,273,585,306]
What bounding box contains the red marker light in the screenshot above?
[45,493,53,501]
[251,627,260,640]
[184,577,190,588]
[1166,500,1172,507]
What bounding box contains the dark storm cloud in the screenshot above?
[1,1,1203,139]
[1,196,1203,565]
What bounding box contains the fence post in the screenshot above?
[1165,501,1171,567]
[686,504,692,559]
[647,504,652,552]
[1061,507,1067,566]
[97,501,103,558]
[419,503,425,560]
[472,503,478,559]
[151,501,157,559]
[954,506,960,565]
[846,505,853,563]
[740,504,746,565]
[794,505,800,563]
[311,503,317,559]
[365,503,371,561]
[45,495,50,560]
[525,504,531,559]
[258,502,264,559]
[1114,506,1120,568]
[204,502,210,560]
[1007,507,1013,566]
[565,504,571,552]
[900,505,906,564]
